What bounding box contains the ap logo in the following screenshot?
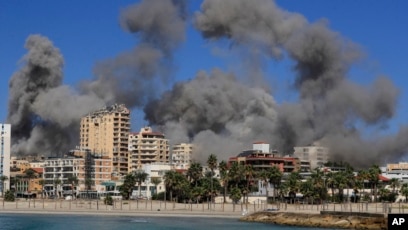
[389,214,408,229]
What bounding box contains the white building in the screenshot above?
[171,143,193,170]
[293,142,329,170]
[253,142,270,153]
[135,163,173,199]
[0,124,11,196]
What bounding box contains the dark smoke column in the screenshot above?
[7,34,66,155]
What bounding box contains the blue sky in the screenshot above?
[1,0,407,133]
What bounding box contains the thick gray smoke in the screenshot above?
[80,0,186,107]
[8,0,186,156]
[144,69,278,162]
[144,0,405,167]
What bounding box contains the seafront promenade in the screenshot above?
[0,198,405,217]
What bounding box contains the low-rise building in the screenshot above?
[293,142,329,170]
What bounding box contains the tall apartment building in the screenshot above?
[0,124,11,196]
[43,150,112,196]
[293,142,329,170]
[128,127,170,171]
[171,143,193,170]
[80,104,130,176]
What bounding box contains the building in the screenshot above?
[0,124,11,196]
[171,143,193,170]
[136,163,173,198]
[43,150,112,197]
[228,143,300,173]
[80,104,130,176]
[128,127,170,171]
[293,142,329,170]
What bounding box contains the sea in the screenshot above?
[0,214,338,230]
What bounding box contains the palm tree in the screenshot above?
[0,175,8,197]
[400,183,408,202]
[285,171,301,202]
[207,154,217,203]
[187,162,203,187]
[67,175,79,199]
[164,170,178,202]
[120,173,136,200]
[269,166,283,201]
[134,170,149,197]
[258,169,270,200]
[243,164,254,203]
[38,179,45,199]
[53,178,62,198]
[151,177,161,197]
[368,165,381,202]
[218,161,229,203]
[389,178,400,194]
[24,168,36,193]
[334,171,348,202]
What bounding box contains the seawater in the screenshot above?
[0,214,335,230]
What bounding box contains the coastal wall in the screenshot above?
[241,211,387,229]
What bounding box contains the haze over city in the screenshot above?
[1,0,407,167]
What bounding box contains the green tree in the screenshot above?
[285,171,302,200]
[4,190,15,201]
[24,168,36,193]
[268,166,283,201]
[134,170,149,197]
[0,175,8,197]
[120,173,136,200]
[187,162,203,187]
[229,187,242,204]
[400,183,408,202]
[53,178,62,198]
[389,178,400,194]
[207,154,218,203]
[38,179,45,199]
[164,170,178,202]
[368,165,381,202]
[218,160,229,203]
[151,177,162,197]
[67,175,79,199]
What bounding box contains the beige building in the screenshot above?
[128,127,170,171]
[293,142,329,170]
[387,162,408,171]
[171,143,193,170]
[80,104,130,176]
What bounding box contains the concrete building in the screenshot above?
[171,143,193,170]
[128,127,170,171]
[80,104,130,176]
[43,150,112,197]
[137,163,173,199]
[293,142,329,170]
[0,124,11,196]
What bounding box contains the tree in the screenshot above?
[285,171,302,200]
[1,175,8,197]
[207,154,218,203]
[187,162,203,187]
[134,170,149,197]
[368,165,381,202]
[38,179,45,199]
[401,183,408,202]
[268,166,283,201]
[151,177,162,197]
[24,168,36,193]
[229,187,241,204]
[120,173,136,200]
[67,175,79,199]
[218,161,229,203]
[389,178,400,194]
[164,170,178,202]
[53,178,62,198]
[4,190,15,202]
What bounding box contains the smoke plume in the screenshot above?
[8,0,186,156]
[144,0,406,167]
[7,0,407,167]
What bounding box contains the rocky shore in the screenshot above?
[241,211,387,229]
